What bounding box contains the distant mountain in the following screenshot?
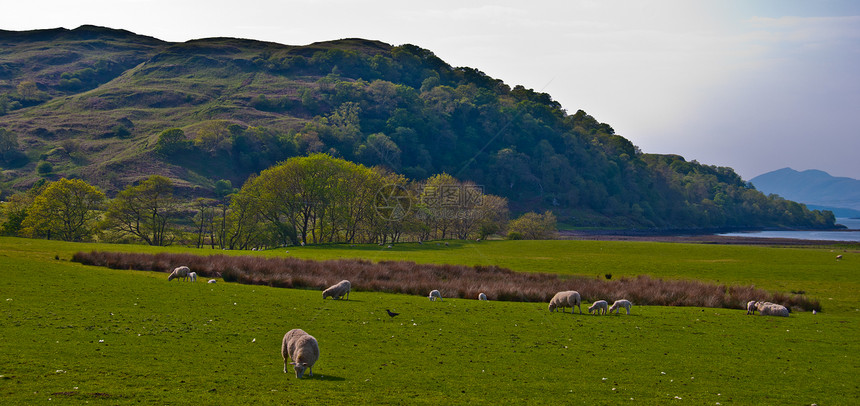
[750,168,860,217]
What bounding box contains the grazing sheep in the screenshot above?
[478,292,488,301]
[429,289,443,301]
[746,300,758,315]
[548,291,582,314]
[588,300,608,315]
[189,272,197,282]
[836,254,843,260]
[282,329,320,379]
[322,280,351,300]
[609,299,633,315]
[167,266,190,282]
[756,302,789,317]
[208,279,217,284]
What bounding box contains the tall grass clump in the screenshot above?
[71,250,820,311]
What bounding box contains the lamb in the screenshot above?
[167,266,190,282]
[756,301,789,317]
[608,299,632,315]
[281,329,319,379]
[548,291,582,314]
[478,292,488,301]
[588,300,608,315]
[189,272,197,282]
[322,280,351,300]
[746,300,758,315]
[429,289,443,301]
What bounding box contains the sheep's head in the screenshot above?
[548,303,556,312]
[290,362,309,378]
[167,273,175,281]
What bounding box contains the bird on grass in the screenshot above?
[386,309,399,318]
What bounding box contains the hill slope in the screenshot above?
[750,168,860,216]
[0,26,835,229]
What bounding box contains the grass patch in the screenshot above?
[1,237,857,404]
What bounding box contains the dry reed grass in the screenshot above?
[71,251,820,311]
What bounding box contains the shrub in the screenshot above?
[70,250,822,311]
[36,161,52,176]
[507,211,557,239]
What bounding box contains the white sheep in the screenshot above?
[429,289,443,301]
[167,266,190,282]
[756,302,789,317]
[478,292,488,301]
[588,300,608,315]
[322,280,351,300]
[608,299,632,315]
[746,300,758,315]
[548,291,582,314]
[189,272,197,282]
[282,329,320,379]
[207,279,217,284]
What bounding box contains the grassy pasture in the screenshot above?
[1,237,857,404]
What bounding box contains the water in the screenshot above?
[718,218,860,242]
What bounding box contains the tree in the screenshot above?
[154,128,192,156]
[475,194,509,239]
[20,178,105,241]
[192,197,217,248]
[36,161,53,176]
[506,211,557,240]
[0,128,17,157]
[416,173,460,240]
[104,175,179,246]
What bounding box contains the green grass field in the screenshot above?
[1,237,857,404]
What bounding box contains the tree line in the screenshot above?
[1,154,562,247]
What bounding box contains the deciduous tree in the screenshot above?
[104,175,179,246]
[20,178,105,241]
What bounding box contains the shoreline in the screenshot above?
[558,230,860,246]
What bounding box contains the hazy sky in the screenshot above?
[3,0,858,180]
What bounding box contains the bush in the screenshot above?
[69,250,822,311]
[36,161,52,176]
[506,211,557,240]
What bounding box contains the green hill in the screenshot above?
[0,25,835,229]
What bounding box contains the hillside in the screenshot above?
[0,26,835,229]
[750,168,860,217]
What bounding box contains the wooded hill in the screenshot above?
[0,25,835,229]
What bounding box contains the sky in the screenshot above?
[3,0,859,180]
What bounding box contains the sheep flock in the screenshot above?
[161,262,799,381]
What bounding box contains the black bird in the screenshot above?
[386,309,399,318]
